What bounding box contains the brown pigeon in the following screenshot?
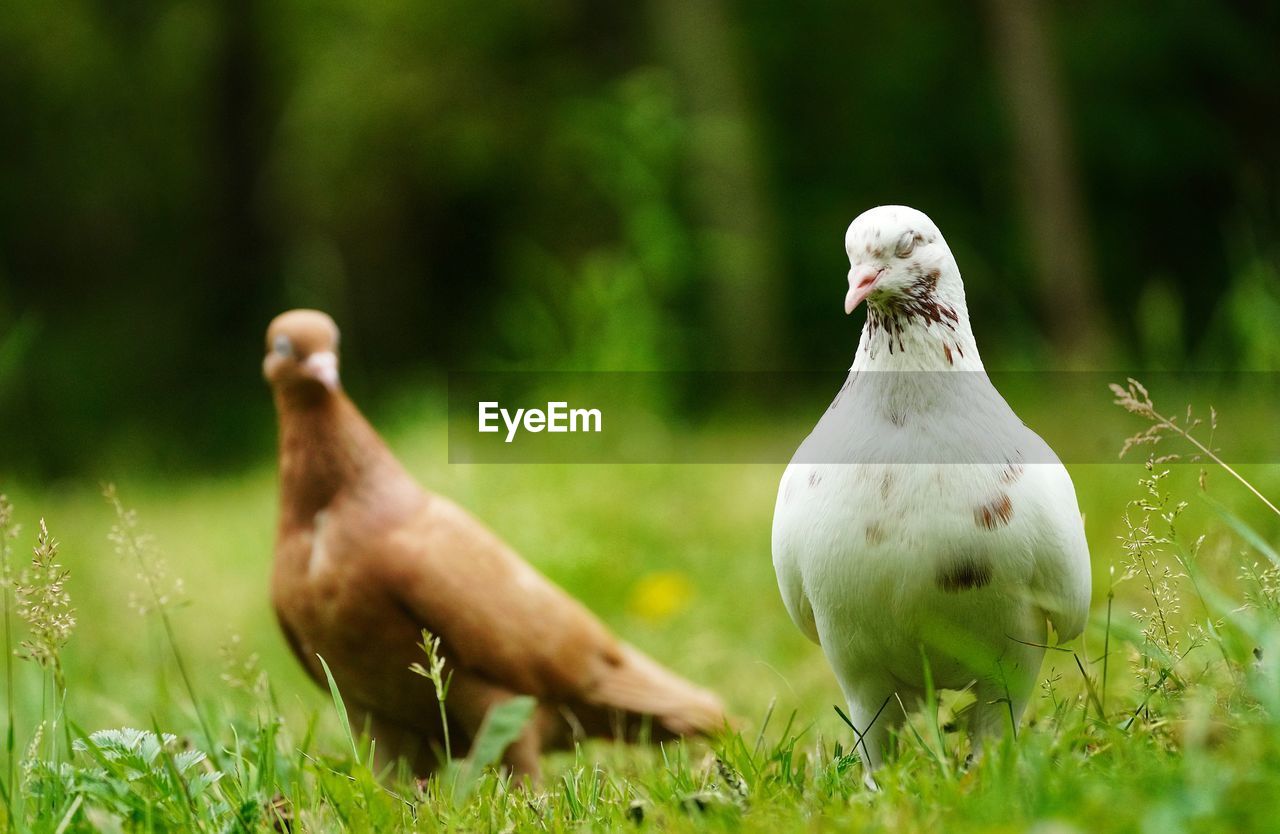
[263,309,725,780]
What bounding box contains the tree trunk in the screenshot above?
[649,0,783,369]
[985,0,1109,361]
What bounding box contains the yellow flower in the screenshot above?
[627,570,693,622]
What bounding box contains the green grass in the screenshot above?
[2,389,1280,832]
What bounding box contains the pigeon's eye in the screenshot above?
[273,335,294,358]
[894,231,917,259]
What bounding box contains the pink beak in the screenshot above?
[302,350,340,391]
[844,265,883,314]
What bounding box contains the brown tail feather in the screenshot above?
[577,643,727,739]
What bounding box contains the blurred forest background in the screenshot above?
[1,0,1278,478]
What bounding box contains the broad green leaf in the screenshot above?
[452,696,535,804]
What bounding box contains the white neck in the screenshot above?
[850,266,982,373]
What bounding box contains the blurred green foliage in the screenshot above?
[1,0,1278,476]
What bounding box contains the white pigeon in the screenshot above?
[771,205,1091,784]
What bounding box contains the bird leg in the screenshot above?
[964,662,1033,764]
[500,727,544,788]
[837,687,897,791]
[359,711,442,778]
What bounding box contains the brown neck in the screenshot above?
[273,385,399,528]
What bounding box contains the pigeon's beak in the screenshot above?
[302,351,340,391]
[844,266,883,314]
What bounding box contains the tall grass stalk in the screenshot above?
[1112,378,1280,517]
[0,495,17,822]
[102,487,219,768]
[14,518,76,768]
[411,629,454,768]
[103,488,260,832]
[1102,571,1115,717]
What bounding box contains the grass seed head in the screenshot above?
[220,632,269,697]
[0,492,20,588]
[103,484,187,616]
[15,518,76,672]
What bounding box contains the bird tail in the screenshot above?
[576,643,728,740]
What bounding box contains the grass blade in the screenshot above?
[1204,494,1280,568]
[52,794,82,834]
[316,655,360,765]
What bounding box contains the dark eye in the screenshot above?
[894,231,916,259]
[273,335,294,357]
